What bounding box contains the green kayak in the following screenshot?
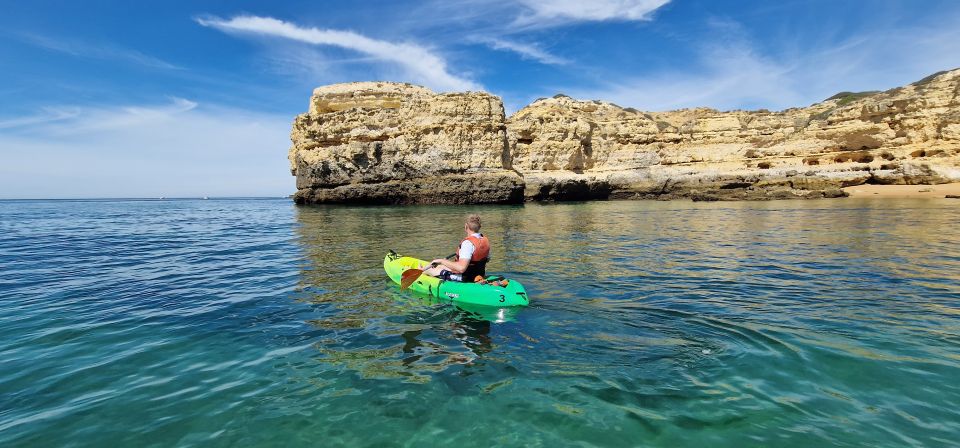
[384,251,529,307]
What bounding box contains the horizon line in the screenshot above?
[0,196,292,201]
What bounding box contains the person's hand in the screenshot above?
[432,258,446,266]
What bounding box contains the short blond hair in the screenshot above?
[466,214,481,232]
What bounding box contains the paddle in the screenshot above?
[400,253,456,290]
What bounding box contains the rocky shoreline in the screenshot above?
[288,69,960,204]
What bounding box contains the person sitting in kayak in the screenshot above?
[421,214,490,282]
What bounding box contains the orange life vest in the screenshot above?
[456,234,490,281]
[458,234,490,262]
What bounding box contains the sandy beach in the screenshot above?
[842,182,960,198]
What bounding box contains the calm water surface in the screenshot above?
[1,198,959,447]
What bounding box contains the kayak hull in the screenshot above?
[384,252,529,307]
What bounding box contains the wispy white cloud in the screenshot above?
[474,37,569,65]
[196,15,480,92]
[563,17,960,112]
[514,0,671,26]
[409,0,672,32]
[2,97,199,135]
[0,99,291,198]
[568,39,801,111]
[19,34,183,70]
[0,108,80,130]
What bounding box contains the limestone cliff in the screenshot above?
[289,82,522,204]
[289,69,960,204]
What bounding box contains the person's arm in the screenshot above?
[433,241,473,274]
[433,257,469,274]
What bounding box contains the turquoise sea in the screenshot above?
[1,198,958,447]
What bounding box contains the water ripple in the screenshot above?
[1,198,959,447]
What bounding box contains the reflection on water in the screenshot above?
[295,206,507,381]
[290,199,960,446]
[0,198,958,447]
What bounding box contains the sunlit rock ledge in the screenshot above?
[288,70,960,204]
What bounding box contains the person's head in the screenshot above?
[465,214,482,234]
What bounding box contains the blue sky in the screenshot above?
[2,0,959,198]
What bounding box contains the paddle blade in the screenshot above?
[399,269,424,290]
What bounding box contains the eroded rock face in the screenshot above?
[290,70,960,203]
[508,69,960,200]
[289,82,522,204]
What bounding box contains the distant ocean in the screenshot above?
[1,198,958,447]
